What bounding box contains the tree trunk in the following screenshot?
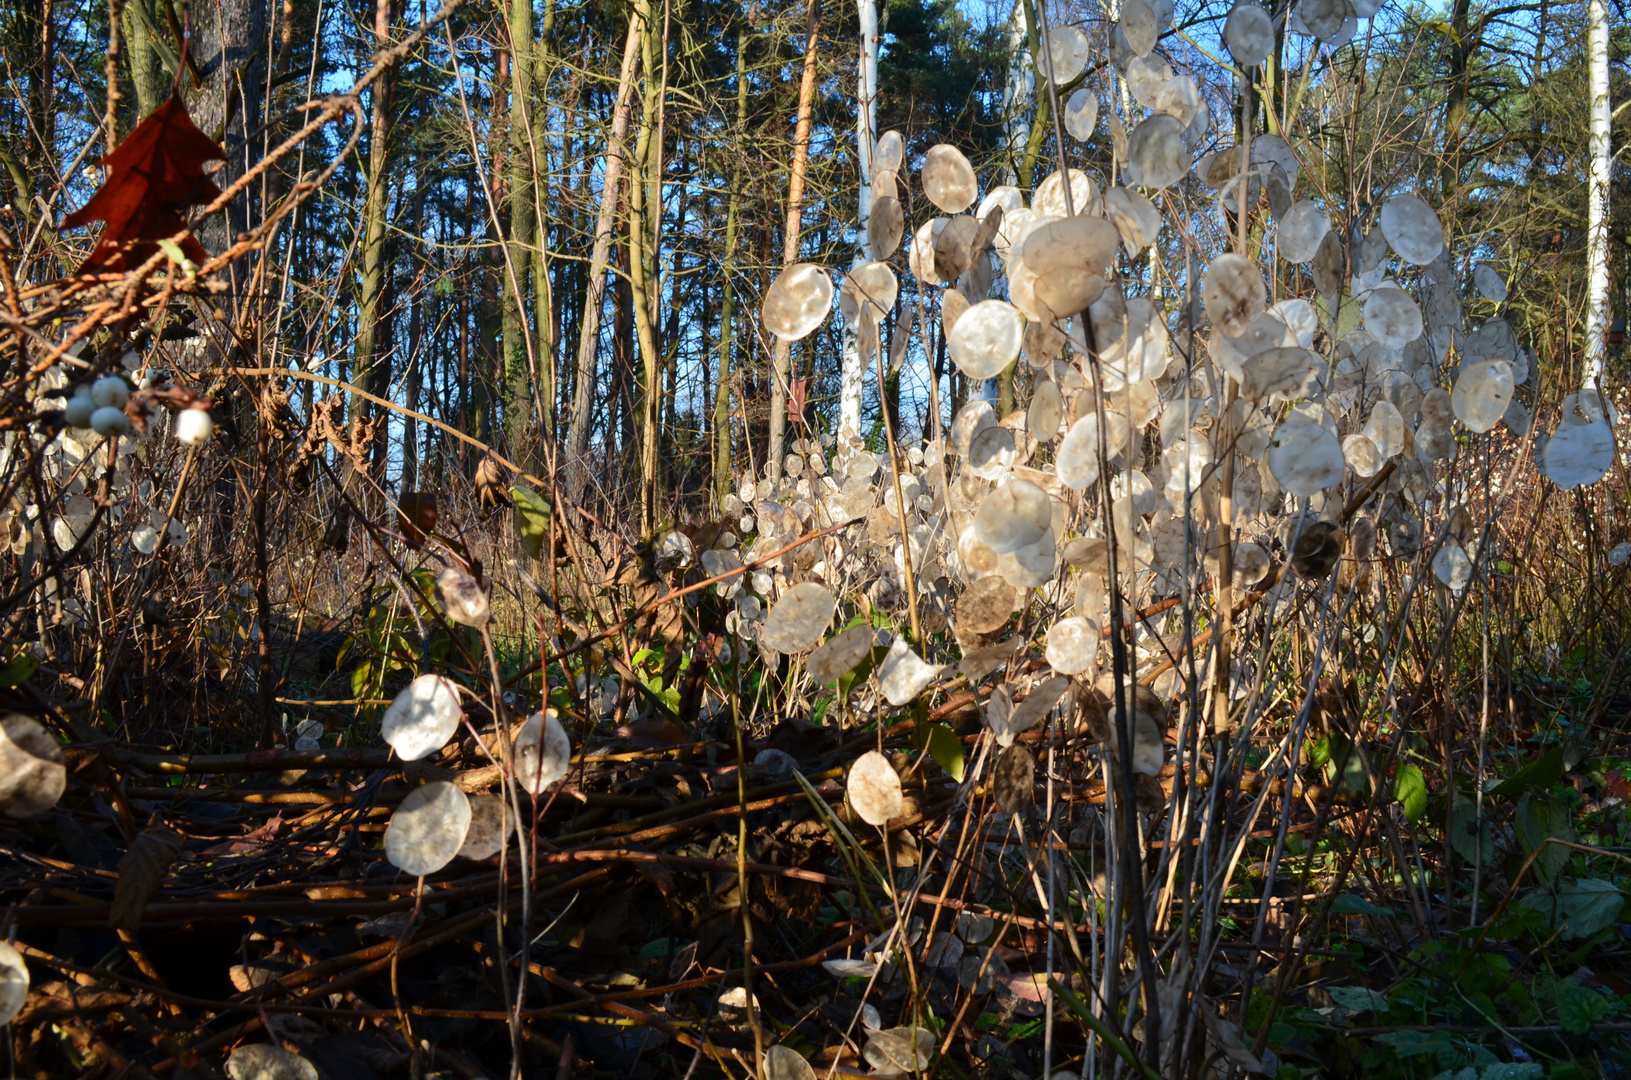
[564,16,643,506]
[767,0,821,482]
[1582,0,1610,384]
[838,0,878,441]
[502,0,537,466]
[628,0,666,535]
[712,28,749,502]
[351,0,395,477]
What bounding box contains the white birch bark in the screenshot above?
[838,0,879,441]
[1583,0,1611,385]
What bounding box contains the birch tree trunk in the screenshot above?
[837,0,878,442]
[563,18,642,506]
[1583,0,1610,384]
[713,29,749,502]
[767,0,821,482]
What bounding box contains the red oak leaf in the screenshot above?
[62,95,226,276]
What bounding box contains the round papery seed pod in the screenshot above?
[1203,253,1267,337]
[761,582,836,653]
[380,675,462,762]
[1379,193,1444,266]
[956,574,1018,635]
[1045,24,1090,81]
[91,375,130,409]
[0,940,27,1026]
[90,406,132,437]
[63,392,95,429]
[457,794,513,860]
[947,299,1024,380]
[1542,420,1614,489]
[1361,285,1423,349]
[848,261,898,317]
[1342,433,1383,477]
[1451,359,1514,434]
[974,478,1050,554]
[874,129,905,173]
[1119,0,1159,56]
[435,566,490,627]
[1232,541,1271,586]
[809,622,876,683]
[762,263,832,341]
[921,144,978,213]
[1064,87,1099,140]
[1104,187,1162,253]
[1268,421,1346,495]
[1033,168,1100,218]
[0,714,67,818]
[225,1044,320,1080]
[174,406,213,445]
[1024,215,1120,276]
[993,744,1035,813]
[1276,200,1330,263]
[1474,262,1508,302]
[1027,379,1064,440]
[1432,541,1472,591]
[512,709,572,794]
[764,1044,818,1080]
[384,780,472,877]
[848,749,903,826]
[1046,616,1097,675]
[868,195,905,259]
[1126,113,1189,189]
[1225,0,1274,66]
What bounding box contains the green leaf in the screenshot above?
[1555,982,1611,1035]
[1480,1065,1543,1080]
[1447,794,1497,866]
[1327,986,1389,1013]
[1330,893,1393,916]
[351,660,373,701]
[1395,763,1428,823]
[1307,734,1333,771]
[1519,877,1625,941]
[910,722,965,782]
[1515,792,1573,883]
[0,652,37,687]
[1487,748,1564,799]
[511,485,552,559]
[838,643,888,705]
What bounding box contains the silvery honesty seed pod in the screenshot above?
[847,749,903,825]
[381,674,462,761]
[384,780,471,876]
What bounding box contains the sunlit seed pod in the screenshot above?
[1118,0,1160,54]
[1361,285,1424,349]
[967,424,1017,480]
[909,219,947,284]
[385,781,472,877]
[847,749,903,826]
[950,398,997,456]
[380,675,462,762]
[0,940,27,1026]
[1299,0,1354,39]
[1094,676,1168,775]
[874,129,905,173]
[435,566,489,627]
[225,1044,320,1080]
[809,623,877,683]
[957,525,999,577]
[956,574,1019,636]
[1268,420,1346,495]
[1045,617,1097,675]
[1125,54,1175,106]
[1432,541,1473,591]
[90,406,132,437]
[992,744,1035,813]
[1420,385,1453,427]
[1224,0,1274,66]
[1125,113,1190,189]
[865,1027,936,1076]
[978,185,1025,223]
[91,375,130,409]
[941,289,971,342]
[1044,24,1090,80]
[947,300,1024,380]
[999,526,1057,589]
[513,709,572,794]
[761,582,836,654]
[998,676,1069,745]
[1463,317,1518,364]
[1503,398,1531,436]
[457,794,512,860]
[1232,540,1271,587]
[1312,229,1344,296]
[1250,134,1301,190]
[0,714,66,818]
[1203,253,1268,337]
[1149,74,1204,127]
[1033,168,1100,218]
[1056,414,1115,490]
[1275,200,1330,263]
[1342,433,1383,477]
[1611,542,1631,567]
[1022,318,1066,368]
[763,1045,817,1080]
[1362,400,1406,458]
[1064,87,1099,141]
[1033,268,1105,321]
[868,195,905,260]
[1379,193,1444,266]
[1240,346,1319,401]
[1451,359,1514,434]
[974,478,1050,554]
[1473,262,1508,302]
[1027,380,1064,441]
[822,957,878,979]
[877,635,942,706]
[1414,421,1454,461]
[63,391,95,429]
[921,144,978,213]
[762,263,832,341]
[847,261,899,320]
[1542,420,1614,489]
[1023,215,1120,277]
[1103,187,1161,254]
[933,214,979,281]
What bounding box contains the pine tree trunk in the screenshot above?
[503,0,536,467]
[352,0,394,476]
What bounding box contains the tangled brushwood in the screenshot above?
[0,0,1627,1077]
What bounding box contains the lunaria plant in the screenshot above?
[380,674,462,761]
[224,1044,320,1080]
[0,714,66,817]
[384,780,472,876]
[0,942,28,1026]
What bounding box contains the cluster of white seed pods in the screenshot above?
[378,674,571,876]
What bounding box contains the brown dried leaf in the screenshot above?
[993,744,1035,814]
[111,823,184,931]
